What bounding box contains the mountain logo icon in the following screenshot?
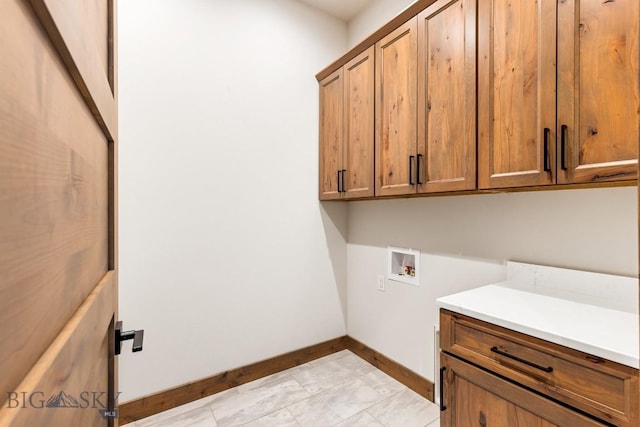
[45,391,80,408]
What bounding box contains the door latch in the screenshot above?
[115,321,144,355]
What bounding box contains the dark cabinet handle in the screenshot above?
[561,124,568,170]
[409,155,415,185]
[543,128,551,172]
[439,367,447,411]
[490,346,553,373]
[115,321,144,355]
[417,154,423,185]
[337,170,342,193]
[341,169,346,193]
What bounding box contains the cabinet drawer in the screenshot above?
[440,309,639,426]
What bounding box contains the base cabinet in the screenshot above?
[440,310,639,426]
[440,354,606,427]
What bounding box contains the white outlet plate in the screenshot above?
[376,275,385,291]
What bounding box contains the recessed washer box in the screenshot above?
[387,246,420,286]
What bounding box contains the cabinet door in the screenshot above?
[478,0,556,189]
[441,354,606,427]
[319,69,343,200]
[375,18,418,197]
[557,0,639,184]
[343,47,375,199]
[417,0,476,193]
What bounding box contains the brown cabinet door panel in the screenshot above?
[417,0,476,193]
[478,0,556,189]
[441,354,606,427]
[557,0,639,184]
[375,18,418,197]
[344,47,375,199]
[319,69,343,200]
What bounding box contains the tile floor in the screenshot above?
[122,350,440,427]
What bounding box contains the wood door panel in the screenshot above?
[478,0,556,188]
[492,0,540,173]
[457,376,557,427]
[417,0,476,193]
[0,0,117,425]
[375,18,418,197]
[344,47,374,199]
[319,69,343,200]
[0,0,111,406]
[557,0,639,184]
[29,0,116,140]
[0,273,116,426]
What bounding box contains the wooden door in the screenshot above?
[0,1,118,426]
[319,69,343,200]
[375,18,418,197]
[417,0,476,193]
[557,0,639,184]
[343,47,375,199]
[478,0,556,189]
[441,354,606,427]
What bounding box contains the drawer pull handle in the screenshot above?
[409,155,415,185]
[586,355,605,364]
[342,169,346,193]
[543,127,551,172]
[561,124,568,170]
[490,346,553,373]
[439,367,447,412]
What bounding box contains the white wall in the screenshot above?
[346,0,638,385]
[118,0,348,402]
[347,188,637,382]
[347,0,415,47]
[118,0,639,404]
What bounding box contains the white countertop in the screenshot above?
[437,284,639,369]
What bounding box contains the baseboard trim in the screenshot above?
[119,335,434,423]
[345,336,434,401]
[118,336,347,424]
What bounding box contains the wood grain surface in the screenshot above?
[375,18,418,197]
[343,47,375,199]
[557,0,639,184]
[417,0,476,193]
[319,69,343,200]
[478,0,556,189]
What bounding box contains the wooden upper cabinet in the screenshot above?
[417,0,476,193]
[375,18,418,197]
[319,49,374,201]
[319,0,638,199]
[479,0,638,189]
[319,69,343,200]
[478,0,557,189]
[343,47,375,199]
[557,0,639,184]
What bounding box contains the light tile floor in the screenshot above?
[122,350,440,427]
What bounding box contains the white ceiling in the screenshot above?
[296,0,376,21]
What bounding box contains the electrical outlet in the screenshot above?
[376,275,385,291]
